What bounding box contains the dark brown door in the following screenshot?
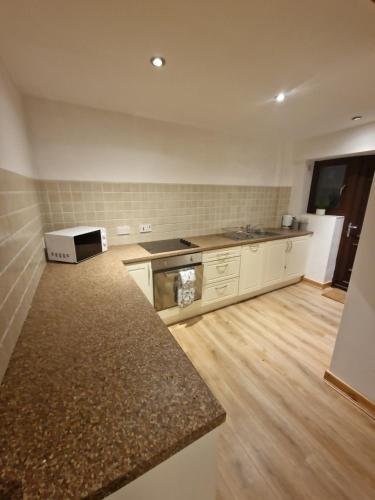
[308,155,375,290]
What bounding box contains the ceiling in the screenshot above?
[1,0,375,140]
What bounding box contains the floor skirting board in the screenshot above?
[324,370,375,420]
[303,277,332,289]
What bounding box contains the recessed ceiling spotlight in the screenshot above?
[351,115,362,121]
[275,92,286,103]
[150,56,166,68]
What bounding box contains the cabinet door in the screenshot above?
[126,262,154,305]
[239,243,264,295]
[262,240,287,287]
[284,237,310,279]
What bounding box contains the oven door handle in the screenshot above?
[160,264,202,276]
[163,270,179,276]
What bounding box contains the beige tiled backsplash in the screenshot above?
[40,181,291,245]
[0,170,290,380]
[0,168,45,382]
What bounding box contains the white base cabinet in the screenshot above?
[239,242,265,294]
[126,236,311,325]
[261,236,310,287]
[106,428,220,500]
[126,261,154,305]
[284,237,310,279]
[202,246,240,306]
[262,239,288,287]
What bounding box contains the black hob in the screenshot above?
[139,238,199,254]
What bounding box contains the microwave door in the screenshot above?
[74,230,102,262]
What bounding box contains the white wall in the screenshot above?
[287,122,375,214]
[287,122,375,401]
[329,181,375,401]
[24,96,285,186]
[0,60,35,176]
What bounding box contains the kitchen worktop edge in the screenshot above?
[118,229,313,264]
[0,247,225,499]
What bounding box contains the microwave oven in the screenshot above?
[44,226,108,263]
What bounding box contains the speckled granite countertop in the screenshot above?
[120,228,312,264]
[0,250,225,499]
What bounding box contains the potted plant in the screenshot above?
[315,195,330,215]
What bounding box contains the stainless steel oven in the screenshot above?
[152,253,203,311]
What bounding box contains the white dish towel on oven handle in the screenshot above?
[176,268,196,308]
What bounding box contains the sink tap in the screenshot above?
[245,224,264,233]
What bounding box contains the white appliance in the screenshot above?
[303,214,344,285]
[281,214,294,228]
[44,226,108,263]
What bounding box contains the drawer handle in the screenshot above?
[216,263,229,271]
[215,284,228,290]
[250,244,259,252]
[216,252,230,259]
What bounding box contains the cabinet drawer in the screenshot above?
[204,257,240,284]
[202,278,239,305]
[203,246,241,263]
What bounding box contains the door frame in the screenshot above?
[332,155,375,289]
[307,154,375,290]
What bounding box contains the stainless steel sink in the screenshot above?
[224,232,256,240]
[249,231,283,237]
[223,228,284,240]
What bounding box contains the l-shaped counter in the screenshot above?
[0,228,311,499]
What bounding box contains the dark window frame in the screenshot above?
[307,157,359,216]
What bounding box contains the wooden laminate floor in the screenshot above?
[170,282,375,500]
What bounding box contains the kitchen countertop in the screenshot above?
[120,228,312,264]
[0,228,311,499]
[0,250,225,499]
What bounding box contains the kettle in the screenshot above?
[281,214,294,228]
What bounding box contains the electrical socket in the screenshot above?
[139,223,152,233]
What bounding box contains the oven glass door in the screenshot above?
[153,264,203,311]
[74,230,102,262]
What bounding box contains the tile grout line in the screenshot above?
[0,239,45,326]
[0,222,43,280]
